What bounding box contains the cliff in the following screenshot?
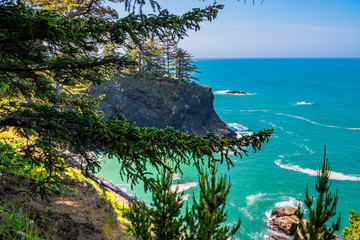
[89,77,236,138]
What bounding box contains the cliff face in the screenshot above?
[89,78,236,138]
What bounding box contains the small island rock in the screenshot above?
[225,90,248,95]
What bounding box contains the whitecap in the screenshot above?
[227,123,253,137]
[246,193,267,206]
[276,113,360,131]
[172,173,180,181]
[275,159,360,181]
[181,194,190,202]
[296,101,314,105]
[274,196,299,208]
[170,182,198,192]
[238,110,268,112]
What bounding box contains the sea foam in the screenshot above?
[277,113,360,131]
[275,159,360,181]
[227,123,253,137]
[170,182,198,192]
[296,101,314,105]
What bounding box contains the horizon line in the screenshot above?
[193,57,360,60]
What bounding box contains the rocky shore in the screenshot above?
[268,206,340,240]
[268,206,299,239]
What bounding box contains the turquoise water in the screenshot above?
[98,58,360,239]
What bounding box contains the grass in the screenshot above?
[0,200,46,240]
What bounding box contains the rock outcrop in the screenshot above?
[225,90,249,95]
[89,78,236,138]
[268,207,339,240]
[268,236,288,240]
[268,207,299,239]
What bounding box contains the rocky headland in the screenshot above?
[89,78,236,138]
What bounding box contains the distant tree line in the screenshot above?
[123,36,199,86]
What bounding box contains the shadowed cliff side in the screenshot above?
[89,77,236,138]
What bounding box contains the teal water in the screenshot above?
[98,58,360,239]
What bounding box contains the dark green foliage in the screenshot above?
[150,171,184,240]
[183,166,241,240]
[173,48,199,86]
[1,0,272,199]
[124,200,151,240]
[125,171,184,240]
[342,210,360,240]
[294,146,341,240]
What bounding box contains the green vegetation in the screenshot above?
[124,165,240,240]
[0,200,49,240]
[294,147,341,240]
[184,167,240,239]
[342,210,360,240]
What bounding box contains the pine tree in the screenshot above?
[124,170,184,240]
[123,199,152,240]
[173,48,199,86]
[183,166,241,240]
[150,171,184,240]
[294,146,341,240]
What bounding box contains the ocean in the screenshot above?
[98,58,360,239]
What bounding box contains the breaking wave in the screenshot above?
[170,182,198,192]
[227,123,253,137]
[275,159,360,181]
[296,101,314,105]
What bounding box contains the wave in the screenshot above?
[181,194,190,202]
[275,159,360,181]
[170,182,198,192]
[227,123,253,137]
[296,101,314,105]
[276,113,360,131]
[238,110,268,112]
[214,90,255,95]
[172,173,180,181]
[246,193,267,206]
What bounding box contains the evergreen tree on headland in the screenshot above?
[183,166,241,240]
[173,48,199,86]
[294,146,341,240]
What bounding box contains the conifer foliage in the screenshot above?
[183,166,241,240]
[294,146,341,240]
[124,166,241,240]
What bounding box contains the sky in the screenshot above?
[150,0,360,59]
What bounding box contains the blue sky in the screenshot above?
[153,0,360,58]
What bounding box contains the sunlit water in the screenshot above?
[98,58,360,239]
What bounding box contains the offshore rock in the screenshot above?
[225,90,249,95]
[89,79,236,138]
[269,207,299,236]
